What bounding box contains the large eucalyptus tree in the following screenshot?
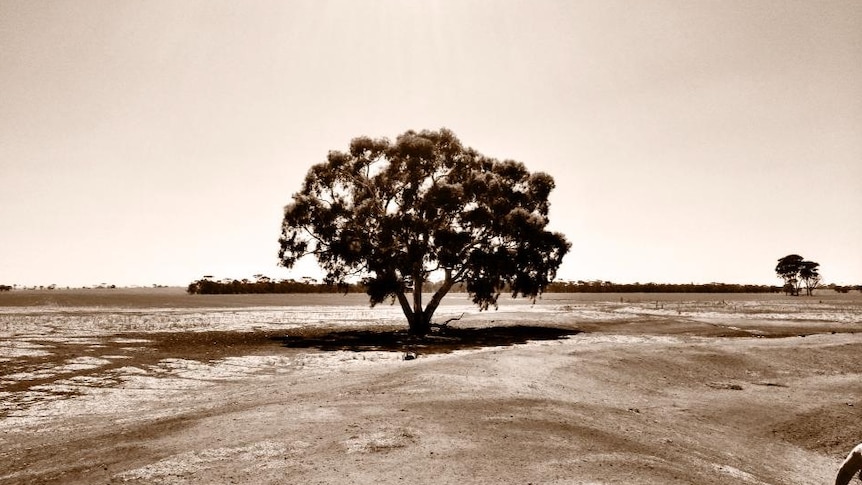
[279,128,570,335]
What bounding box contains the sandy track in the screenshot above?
[1,316,861,484]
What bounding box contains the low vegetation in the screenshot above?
[186,277,358,295]
[186,277,862,295]
[545,281,782,293]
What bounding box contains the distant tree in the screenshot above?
[829,284,850,294]
[798,260,821,296]
[278,128,571,335]
[775,254,821,296]
[776,254,804,296]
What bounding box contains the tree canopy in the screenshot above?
[775,254,821,296]
[278,128,571,335]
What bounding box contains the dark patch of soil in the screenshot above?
[773,403,862,456]
[272,325,582,354]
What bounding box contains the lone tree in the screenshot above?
[279,128,571,335]
[775,254,821,296]
[776,254,804,295]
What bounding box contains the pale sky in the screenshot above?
[1,0,860,288]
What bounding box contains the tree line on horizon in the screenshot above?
[545,281,783,293]
[186,277,359,295]
[186,276,861,296]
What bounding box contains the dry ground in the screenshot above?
[2,312,862,484]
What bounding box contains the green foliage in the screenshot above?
[278,128,570,334]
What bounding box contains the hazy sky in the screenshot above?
[1,0,860,288]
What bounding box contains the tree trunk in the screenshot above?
[396,287,432,336]
[409,312,432,336]
[396,271,456,337]
[423,270,455,328]
[410,270,429,335]
[395,291,419,332]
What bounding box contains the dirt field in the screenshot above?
[1,291,861,484]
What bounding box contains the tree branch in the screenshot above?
[302,226,330,250]
[395,290,413,324]
[431,313,464,329]
[423,269,455,325]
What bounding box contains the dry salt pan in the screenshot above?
[2,296,860,444]
[608,300,862,324]
[111,338,151,344]
[61,356,112,369]
[0,354,296,431]
[568,334,683,345]
[3,356,114,384]
[0,341,52,361]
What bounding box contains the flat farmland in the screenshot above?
[1,289,861,484]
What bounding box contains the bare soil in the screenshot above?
[2,314,862,484]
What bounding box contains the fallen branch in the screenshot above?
[430,313,464,330]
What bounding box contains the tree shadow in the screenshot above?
[271,325,582,355]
